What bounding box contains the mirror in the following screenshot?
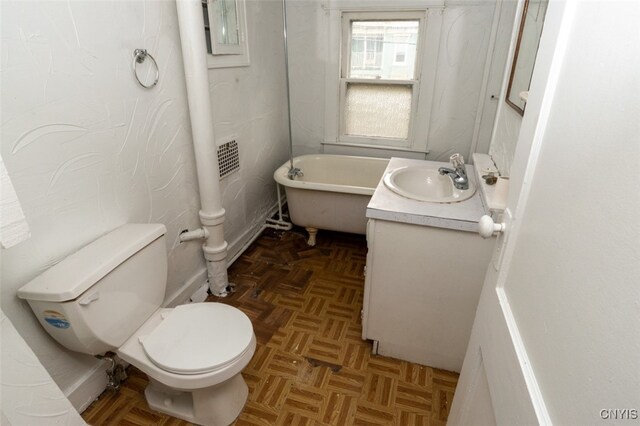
[506,0,548,115]
[204,0,244,56]
[213,0,239,46]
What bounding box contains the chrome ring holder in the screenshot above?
[132,49,159,89]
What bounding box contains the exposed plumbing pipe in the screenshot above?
[179,228,209,243]
[176,0,230,297]
[229,190,293,267]
[96,354,127,392]
[265,184,292,230]
[281,0,302,180]
[229,223,288,267]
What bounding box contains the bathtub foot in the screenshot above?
[305,227,318,246]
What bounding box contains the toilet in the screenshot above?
[17,224,256,426]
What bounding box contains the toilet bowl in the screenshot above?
[17,224,255,425]
[119,305,256,425]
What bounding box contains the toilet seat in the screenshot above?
[140,303,254,375]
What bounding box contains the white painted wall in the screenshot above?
[1,0,203,408]
[209,1,289,254]
[488,100,521,174]
[488,0,525,175]
[452,0,640,422]
[0,0,287,409]
[473,0,518,155]
[503,0,640,421]
[425,1,500,161]
[286,0,507,161]
[1,310,86,425]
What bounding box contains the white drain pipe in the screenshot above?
[176,0,230,297]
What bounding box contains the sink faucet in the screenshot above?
[438,153,469,190]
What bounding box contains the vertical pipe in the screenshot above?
[282,0,295,173]
[176,0,230,297]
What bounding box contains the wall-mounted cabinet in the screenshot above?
[203,0,250,68]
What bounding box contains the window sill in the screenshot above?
[322,141,430,155]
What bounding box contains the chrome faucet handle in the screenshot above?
[450,153,465,168]
[287,167,303,180]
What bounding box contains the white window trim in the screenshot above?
[323,2,444,153]
[340,11,425,148]
[206,0,250,69]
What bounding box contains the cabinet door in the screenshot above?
[363,220,493,371]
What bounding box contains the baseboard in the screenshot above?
[163,268,208,308]
[227,222,265,267]
[227,200,283,266]
[66,360,108,413]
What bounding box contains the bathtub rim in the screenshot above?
[273,154,389,196]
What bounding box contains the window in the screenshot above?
[202,0,250,68]
[393,35,410,65]
[351,26,383,71]
[340,12,424,146]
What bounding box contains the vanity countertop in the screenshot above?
[366,157,488,232]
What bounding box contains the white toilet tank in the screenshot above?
[17,224,168,355]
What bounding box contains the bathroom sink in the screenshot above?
[383,166,476,203]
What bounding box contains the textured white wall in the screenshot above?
[1,310,86,425]
[0,0,287,405]
[287,0,500,161]
[1,0,204,402]
[488,0,524,175]
[210,1,289,250]
[425,2,497,161]
[286,0,328,157]
[489,103,521,174]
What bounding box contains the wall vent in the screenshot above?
[217,139,240,179]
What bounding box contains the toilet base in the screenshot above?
[145,373,249,426]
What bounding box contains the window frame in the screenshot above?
[339,11,427,148]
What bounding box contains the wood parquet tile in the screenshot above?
[81,228,458,425]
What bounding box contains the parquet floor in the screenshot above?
[82,228,458,425]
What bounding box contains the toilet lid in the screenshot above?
[141,303,254,375]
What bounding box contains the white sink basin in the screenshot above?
[383,166,476,203]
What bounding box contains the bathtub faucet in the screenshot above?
[438,153,469,190]
[287,167,303,180]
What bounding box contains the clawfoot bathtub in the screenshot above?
[274,155,389,245]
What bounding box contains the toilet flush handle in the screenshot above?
[79,291,100,306]
[478,215,505,238]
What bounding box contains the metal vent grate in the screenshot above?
[217,139,240,179]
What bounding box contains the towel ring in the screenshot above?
[132,49,159,89]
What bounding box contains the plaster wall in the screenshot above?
[209,1,289,249]
[1,0,287,408]
[488,0,525,175]
[286,0,505,161]
[1,310,86,425]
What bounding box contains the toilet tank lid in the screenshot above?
[17,224,166,303]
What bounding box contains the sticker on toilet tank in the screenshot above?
[43,310,70,329]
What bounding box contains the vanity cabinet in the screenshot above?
[362,157,495,373]
[363,219,493,372]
